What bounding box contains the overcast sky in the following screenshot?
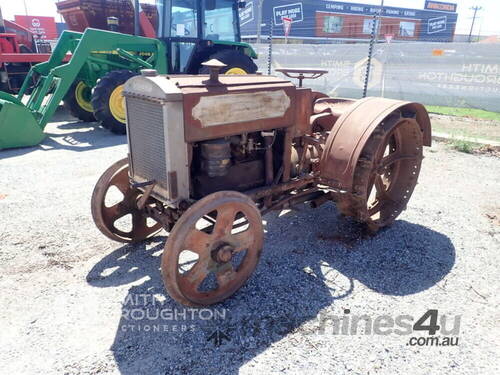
[1,0,498,35]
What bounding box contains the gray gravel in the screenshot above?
[0,110,499,375]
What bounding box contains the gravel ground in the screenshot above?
[0,111,499,375]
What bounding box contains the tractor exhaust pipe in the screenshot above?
[134,0,140,36]
[0,7,6,33]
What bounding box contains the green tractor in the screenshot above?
[0,0,258,149]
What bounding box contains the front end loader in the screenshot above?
[0,28,166,149]
[0,0,258,150]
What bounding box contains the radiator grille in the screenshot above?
[126,98,169,193]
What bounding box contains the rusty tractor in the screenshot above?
[91,62,431,306]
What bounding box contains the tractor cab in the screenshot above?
[154,0,253,74]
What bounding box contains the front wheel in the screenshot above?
[199,50,258,75]
[91,158,163,243]
[91,70,138,134]
[63,81,96,122]
[162,191,264,306]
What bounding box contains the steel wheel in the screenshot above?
[91,158,162,243]
[335,112,424,232]
[162,191,264,306]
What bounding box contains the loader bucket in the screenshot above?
[0,93,45,150]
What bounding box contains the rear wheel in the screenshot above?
[91,70,137,134]
[334,112,424,232]
[199,50,257,75]
[63,81,96,122]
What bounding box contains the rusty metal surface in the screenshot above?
[158,73,298,143]
[319,97,431,191]
[91,158,162,243]
[333,114,424,231]
[183,85,297,143]
[161,191,264,306]
[294,88,314,137]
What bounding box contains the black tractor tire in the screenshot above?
[199,50,258,75]
[63,81,96,122]
[91,70,138,135]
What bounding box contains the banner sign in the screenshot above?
[273,3,304,26]
[14,15,58,40]
[428,16,448,34]
[241,1,458,42]
[239,1,254,27]
[424,1,457,13]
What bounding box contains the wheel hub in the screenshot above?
[212,244,234,264]
[109,85,126,123]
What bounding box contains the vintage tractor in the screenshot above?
[91,64,431,306]
[0,0,257,149]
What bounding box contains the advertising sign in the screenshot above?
[240,0,458,42]
[14,15,58,40]
[428,16,447,34]
[239,1,255,27]
[424,1,457,13]
[273,2,304,26]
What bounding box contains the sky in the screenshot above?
[0,0,499,35]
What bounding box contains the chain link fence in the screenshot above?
[254,42,500,112]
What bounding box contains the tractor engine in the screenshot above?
[122,65,312,209]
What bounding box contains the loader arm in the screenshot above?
[0,28,166,149]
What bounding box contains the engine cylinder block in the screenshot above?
[200,138,232,177]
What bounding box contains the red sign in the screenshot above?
[14,15,58,40]
[283,17,292,37]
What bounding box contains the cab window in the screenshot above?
[203,0,237,41]
[172,0,198,37]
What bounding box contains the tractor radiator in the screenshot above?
[126,98,168,191]
[124,78,190,207]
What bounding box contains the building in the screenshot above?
[240,0,458,43]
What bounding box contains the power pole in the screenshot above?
[468,6,482,43]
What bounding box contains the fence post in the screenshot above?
[268,18,274,75]
[363,1,384,97]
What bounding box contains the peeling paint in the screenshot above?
[192,90,291,127]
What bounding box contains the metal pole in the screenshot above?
[468,6,482,43]
[363,0,384,98]
[134,0,141,36]
[257,0,264,44]
[267,18,274,75]
[23,0,29,16]
[0,7,5,33]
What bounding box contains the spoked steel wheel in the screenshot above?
[336,112,424,232]
[162,191,264,306]
[91,158,162,243]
